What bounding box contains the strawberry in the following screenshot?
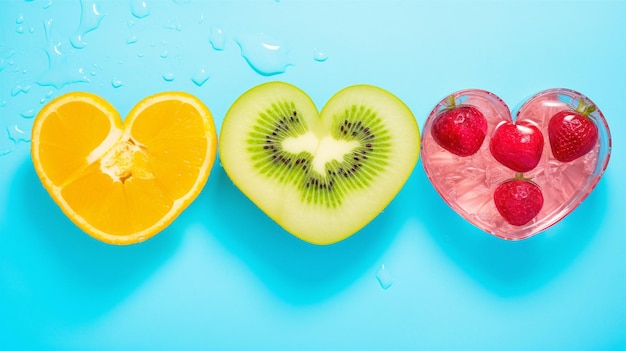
[489,121,544,172]
[431,97,487,157]
[493,175,544,226]
[548,100,598,162]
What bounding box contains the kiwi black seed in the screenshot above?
[247,101,389,208]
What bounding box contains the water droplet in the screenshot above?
[0,128,16,157]
[165,19,182,32]
[160,50,169,58]
[16,15,25,24]
[40,90,54,104]
[43,0,53,9]
[11,84,31,96]
[20,109,36,119]
[209,27,226,51]
[37,18,90,89]
[313,48,328,62]
[16,26,25,34]
[191,66,210,86]
[130,0,151,19]
[173,0,189,4]
[0,101,7,107]
[70,0,107,49]
[126,35,138,44]
[375,264,394,290]
[235,32,293,76]
[8,124,31,143]
[162,72,175,82]
[111,79,124,88]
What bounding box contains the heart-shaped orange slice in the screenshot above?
[31,92,217,245]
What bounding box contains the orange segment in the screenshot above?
[34,93,123,186]
[31,92,217,245]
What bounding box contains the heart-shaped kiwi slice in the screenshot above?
[219,82,420,244]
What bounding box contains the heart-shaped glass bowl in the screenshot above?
[421,88,611,240]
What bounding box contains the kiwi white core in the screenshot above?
[282,131,359,175]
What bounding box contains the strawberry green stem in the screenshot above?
[575,98,596,116]
[505,172,539,187]
[446,94,456,108]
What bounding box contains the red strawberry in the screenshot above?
[431,102,487,157]
[548,101,598,162]
[493,175,544,226]
[489,121,544,172]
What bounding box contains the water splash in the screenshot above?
[209,27,226,51]
[130,0,151,19]
[20,109,36,119]
[70,0,107,49]
[37,19,90,89]
[7,123,31,144]
[313,48,328,62]
[235,32,293,76]
[11,84,31,96]
[191,66,210,86]
[375,264,394,290]
[0,127,16,157]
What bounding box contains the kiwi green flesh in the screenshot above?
[219,82,420,245]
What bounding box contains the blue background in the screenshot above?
[1,0,625,350]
